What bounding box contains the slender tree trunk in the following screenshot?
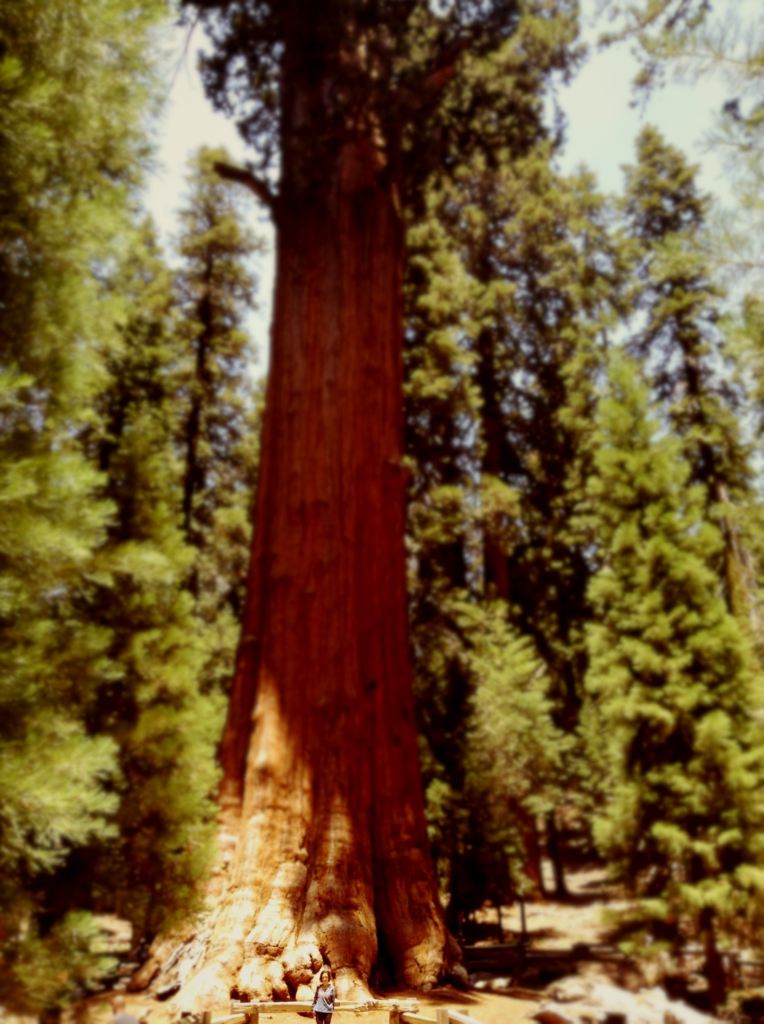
[476,326,511,598]
[508,799,543,900]
[170,138,450,1008]
[476,327,543,899]
[714,483,764,652]
[545,811,567,899]
[701,908,726,1010]
[182,263,213,542]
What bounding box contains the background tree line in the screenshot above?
[404,0,764,1001]
[3,0,764,1014]
[0,1,262,1009]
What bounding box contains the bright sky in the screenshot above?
[554,35,728,196]
[143,3,736,374]
[146,24,275,372]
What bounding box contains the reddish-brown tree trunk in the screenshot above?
[168,139,451,1009]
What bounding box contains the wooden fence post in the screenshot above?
[436,1009,450,1024]
[201,1013,211,1024]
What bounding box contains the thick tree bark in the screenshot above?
[168,138,451,1009]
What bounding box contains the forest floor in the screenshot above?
[464,862,653,998]
[81,987,537,1024]
[473,862,625,950]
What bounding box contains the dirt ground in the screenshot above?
[78,866,621,1024]
[79,987,538,1024]
[408,987,539,1024]
[477,864,629,952]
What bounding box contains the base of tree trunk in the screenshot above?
[134,797,461,1011]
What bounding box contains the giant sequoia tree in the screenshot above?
[163,0,571,1006]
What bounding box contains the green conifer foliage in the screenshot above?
[470,157,628,895]
[468,157,622,726]
[631,12,764,658]
[595,0,714,93]
[0,0,169,1011]
[465,607,571,907]
[402,0,632,911]
[624,126,750,501]
[623,127,760,629]
[0,0,164,402]
[601,8,764,626]
[175,147,264,692]
[403,3,577,911]
[404,181,487,925]
[585,354,764,1003]
[0,413,119,1011]
[409,143,630,901]
[82,220,223,944]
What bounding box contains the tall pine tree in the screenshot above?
[407,135,628,904]
[174,147,263,694]
[585,354,764,1007]
[76,219,223,946]
[0,0,171,1012]
[403,0,585,912]
[623,126,760,639]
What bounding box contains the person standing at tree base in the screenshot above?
[312,969,336,1024]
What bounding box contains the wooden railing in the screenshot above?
[203,998,484,1024]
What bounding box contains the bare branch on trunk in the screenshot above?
[214,162,278,213]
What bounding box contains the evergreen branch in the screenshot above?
[213,162,277,211]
